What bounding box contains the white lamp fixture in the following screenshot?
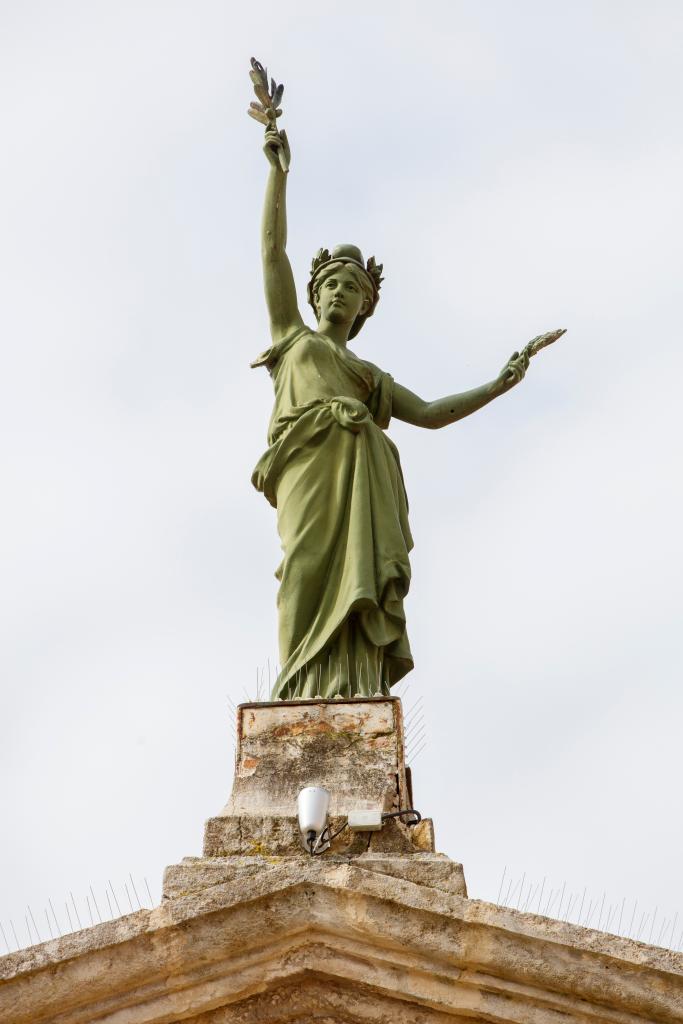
[297,786,330,852]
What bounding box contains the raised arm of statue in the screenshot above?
[261,127,304,343]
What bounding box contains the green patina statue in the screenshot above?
[247,59,565,701]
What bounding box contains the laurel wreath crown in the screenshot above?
[310,249,384,296]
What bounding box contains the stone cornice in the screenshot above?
[1,859,681,1024]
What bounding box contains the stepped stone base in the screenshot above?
[1,697,682,1023]
[196,696,436,862]
[164,851,467,901]
[163,697,452,906]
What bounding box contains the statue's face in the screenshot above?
[317,267,369,326]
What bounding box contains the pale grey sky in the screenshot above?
[1,1,682,950]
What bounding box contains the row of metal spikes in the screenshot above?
[228,670,426,763]
[0,876,157,956]
[496,867,682,952]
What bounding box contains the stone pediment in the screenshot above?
[1,857,681,1023]
[2,699,681,1023]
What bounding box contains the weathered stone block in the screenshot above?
[163,852,467,902]
[205,698,432,858]
[221,697,409,818]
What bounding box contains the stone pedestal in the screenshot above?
[204,696,437,858]
[223,697,410,818]
[164,697,461,896]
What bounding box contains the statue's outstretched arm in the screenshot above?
[392,376,508,429]
[392,332,564,428]
[261,127,305,344]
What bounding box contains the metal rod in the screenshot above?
[563,893,578,923]
[515,873,526,910]
[577,887,586,925]
[27,906,41,943]
[524,883,540,914]
[406,740,427,762]
[70,891,82,930]
[508,876,524,909]
[668,913,678,950]
[129,875,142,911]
[628,900,638,938]
[90,886,102,924]
[48,898,60,937]
[596,891,606,931]
[656,917,668,947]
[108,880,122,917]
[404,708,425,732]
[405,727,427,754]
[543,890,556,918]
[496,866,507,905]
[537,877,546,915]
[635,911,647,941]
[556,882,567,920]
[124,883,134,913]
[606,905,618,937]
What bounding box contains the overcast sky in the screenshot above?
[1,1,682,952]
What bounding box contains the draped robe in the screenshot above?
[251,326,413,700]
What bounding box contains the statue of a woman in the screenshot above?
[252,124,561,701]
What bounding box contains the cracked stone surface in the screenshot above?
[221,697,411,819]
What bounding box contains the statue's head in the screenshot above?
[308,244,383,339]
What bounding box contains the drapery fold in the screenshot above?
[252,328,413,699]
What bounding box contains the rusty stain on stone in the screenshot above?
[221,698,409,821]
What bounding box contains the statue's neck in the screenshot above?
[316,319,351,348]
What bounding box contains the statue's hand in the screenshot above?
[263,125,291,171]
[496,349,530,393]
